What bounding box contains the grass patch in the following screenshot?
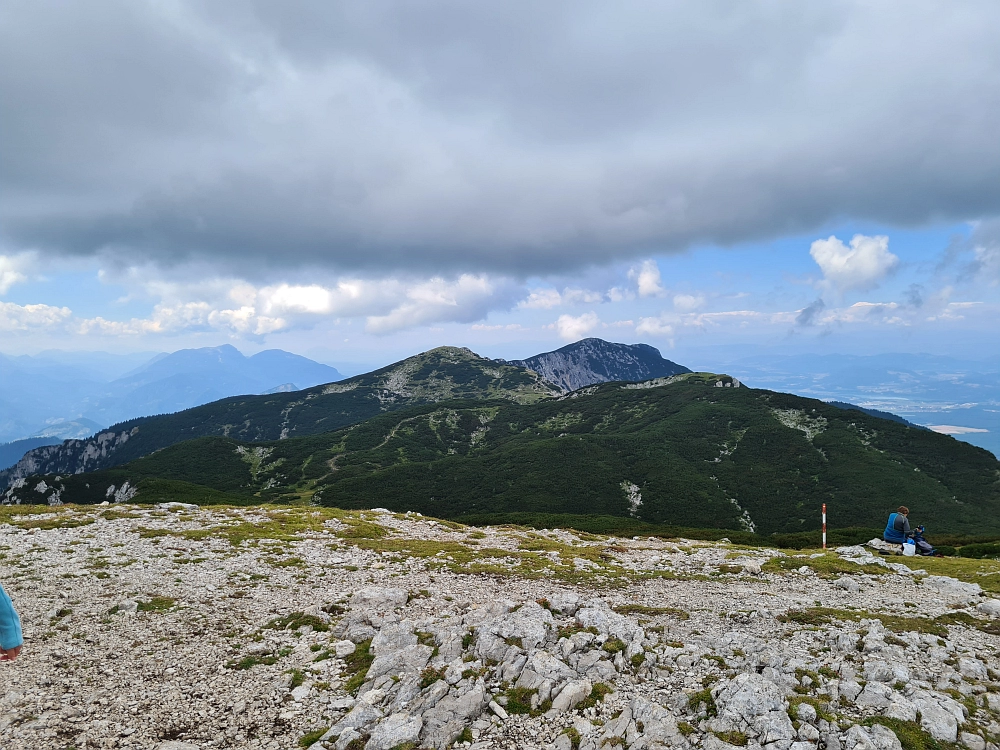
[298,727,329,747]
[228,653,279,670]
[137,596,176,613]
[612,604,689,619]
[578,682,614,710]
[342,639,374,695]
[264,612,330,632]
[778,607,948,637]
[714,731,748,746]
[864,717,961,750]
[687,688,717,717]
[420,665,447,689]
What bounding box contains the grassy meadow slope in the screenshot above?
[25,373,1000,536]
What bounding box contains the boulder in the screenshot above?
[322,700,383,742]
[977,599,1000,617]
[551,680,592,712]
[709,672,794,746]
[960,733,987,750]
[958,657,988,681]
[575,605,644,643]
[367,644,434,682]
[921,577,982,601]
[349,587,409,613]
[372,621,418,655]
[855,683,893,710]
[547,592,581,616]
[489,601,554,649]
[366,713,423,750]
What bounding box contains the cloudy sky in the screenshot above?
[2,1,999,369]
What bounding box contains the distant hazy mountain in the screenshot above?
[507,338,690,392]
[0,345,343,446]
[87,345,343,425]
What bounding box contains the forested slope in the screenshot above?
[19,373,1000,536]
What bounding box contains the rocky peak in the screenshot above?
[505,338,690,393]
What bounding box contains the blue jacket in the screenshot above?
[0,583,22,650]
[883,512,911,544]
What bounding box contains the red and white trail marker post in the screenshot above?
[822,503,827,550]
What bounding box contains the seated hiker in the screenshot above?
[883,506,913,545]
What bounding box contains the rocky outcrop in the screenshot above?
[4,505,1000,750]
[506,338,690,393]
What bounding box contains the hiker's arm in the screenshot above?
[0,584,23,657]
[900,516,911,538]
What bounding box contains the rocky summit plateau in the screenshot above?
[4,504,1000,750]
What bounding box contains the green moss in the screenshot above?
[778,607,948,637]
[343,639,374,694]
[137,596,176,613]
[578,683,614,710]
[561,727,582,750]
[612,604,689,619]
[264,612,330,632]
[714,731,748,746]
[677,722,696,737]
[687,688,718,717]
[602,638,627,654]
[864,717,961,750]
[298,727,329,747]
[420,665,447,689]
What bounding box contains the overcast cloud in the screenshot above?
[3,0,1000,279]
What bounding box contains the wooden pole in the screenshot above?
[822,503,827,550]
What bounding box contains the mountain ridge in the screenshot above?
[0,346,558,487]
[11,371,1000,535]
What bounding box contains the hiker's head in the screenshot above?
[898,505,909,516]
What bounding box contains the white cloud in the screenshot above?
[672,293,705,312]
[518,287,604,309]
[809,234,899,293]
[629,260,665,298]
[470,323,523,331]
[365,274,509,334]
[635,315,675,337]
[0,301,72,331]
[0,252,36,295]
[606,286,635,303]
[519,288,563,309]
[554,312,599,340]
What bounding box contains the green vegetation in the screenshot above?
[32,375,1000,536]
[778,607,949,637]
[343,639,374,695]
[298,727,329,747]
[612,604,689,619]
[714,731,748,746]
[864,717,961,750]
[577,682,614,710]
[137,596,176,613]
[420,665,447,689]
[687,687,717,717]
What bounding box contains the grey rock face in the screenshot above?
[922,576,983,600]
[506,338,690,393]
[366,713,423,750]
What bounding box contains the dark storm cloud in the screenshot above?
[796,299,826,327]
[3,1,1000,277]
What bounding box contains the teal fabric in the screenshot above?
[0,583,22,650]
